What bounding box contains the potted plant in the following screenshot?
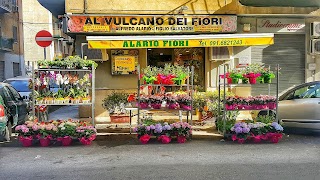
[37,59,50,69]
[56,120,77,146]
[259,68,276,84]
[15,123,34,147]
[228,69,242,84]
[76,122,97,145]
[102,91,130,123]
[171,122,192,143]
[141,66,157,84]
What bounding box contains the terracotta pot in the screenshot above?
[110,115,130,123]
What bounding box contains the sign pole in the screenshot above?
[44,47,46,59]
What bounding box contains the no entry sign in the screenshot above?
[35,30,53,47]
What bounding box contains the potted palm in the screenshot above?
[102,91,130,123]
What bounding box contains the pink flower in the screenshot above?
[15,125,21,131]
[32,124,39,131]
[22,127,29,133]
[26,123,34,128]
[45,125,52,131]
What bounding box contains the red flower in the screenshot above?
[177,135,186,143]
[127,94,136,102]
[231,134,237,141]
[237,138,245,144]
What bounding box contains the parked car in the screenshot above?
[3,76,31,100]
[0,83,29,141]
[259,81,320,131]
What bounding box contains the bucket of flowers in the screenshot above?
[15,122,35,147]
[230,122,251,144]
[165,94,179,109]
[149,95,163,109]
[156,123,172,144]
[170,122,192,143]
[35,122,57,147]
[56,120,77,146]
[76,122,97,145]
[133,124,152,144]
[177,94,192,111]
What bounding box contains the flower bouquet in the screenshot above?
[76,123,97,145]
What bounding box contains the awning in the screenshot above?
[87,33,274,49]
[239,0,320,7]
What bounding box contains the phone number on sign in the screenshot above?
[208,39,243,46]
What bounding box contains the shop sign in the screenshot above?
[114,56,136,72]
[66,15,237,33]
[257,18,305,33]
[88,37,274,49]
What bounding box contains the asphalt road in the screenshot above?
[1,132,320,180]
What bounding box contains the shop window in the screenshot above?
[147,48,205,89]
[12,26,18,43]
[210,47,230,60]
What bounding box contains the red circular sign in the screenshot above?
[35,30,53,47]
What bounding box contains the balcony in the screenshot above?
[37,0,65,17]
[0,36,14,51]
[0,0,17,13]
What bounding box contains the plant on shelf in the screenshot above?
[141,66,158,84]
[149,95,164,109]
[258,67,275,84]
[177,94,192,110]
[37,59,50,68]
[165,94,179,109]
[172,65,188,85]
[228,69,243,84]
[56,120,77,146]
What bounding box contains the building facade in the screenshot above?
[38,0,320,121]
[0,0,24,81]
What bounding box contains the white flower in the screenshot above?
[61,127,66,131]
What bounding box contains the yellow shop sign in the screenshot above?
[88,37,274,49]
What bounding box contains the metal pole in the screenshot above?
[190,66,194,127]
[276,64,279,123]
[92,64,95,126]
[137,64,140,124]
[43,48,46,59]
[32,62,35,121]
[223,64,226,137]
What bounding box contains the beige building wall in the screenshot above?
[22,0,54,68]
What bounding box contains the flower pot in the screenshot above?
[249,77,257,84]
[19,136,33,147]
[158,135,171,144]
[180,104,192,111]
[79,137,93,145]
[268,102,276,109]
[227,78,232,84]
[39,138,51,147]
[177,135,187,143]
[237,138,245,144]
[253,135,261,143]
[110,115,130,123]
[231,78,239,84]
[264,77,272,84]
[168,103,178,109]
[139,134,151,144]
[225,104,235,110]
[151,103,162,109]
[57,136,73,146]
[139,102,149,109]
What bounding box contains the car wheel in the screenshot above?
[4,121,12,141]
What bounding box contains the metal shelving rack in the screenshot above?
[31,64,95,126]
[136,66,194,126]
[218,64,280,137]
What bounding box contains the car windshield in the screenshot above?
[5,80,30,92]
